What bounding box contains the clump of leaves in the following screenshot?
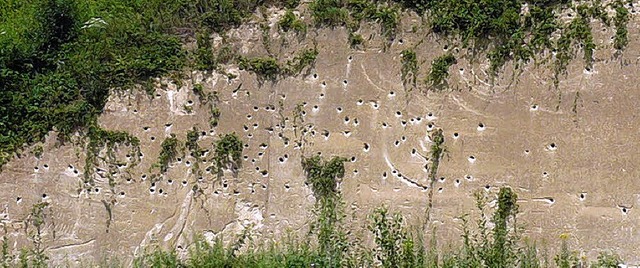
[193,83,206,102]
[426,54,456,90]
[194,29,216,70]
[213,133,243,173]
[285,48,319,75]
[369,207,423,268]
[85,125,141,184]
[279,9,307,34]
[210,106,221,127]
[400,49,418,88]
[238,57,281,81]
[156,134,181,174]
[612,0,629,50]
[349,32,364,49]
[310,0,350,27]
[186,127,201,152]
[301,155,347,199]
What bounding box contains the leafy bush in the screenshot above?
[401,49,418,88]
[279,9,307,34]
[302,155,347,199]
[310,0,350,27]
[284,48,319,75]
[369,207,424,268]
[238,57,281,81]
[156,134,182,174]
[612,0,629,50]
[349,33,364,49]
[427,54,456,90]
[213,133,243,173]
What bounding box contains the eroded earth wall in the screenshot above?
[1,8,640,266]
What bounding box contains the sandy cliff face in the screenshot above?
[1,10,640,266]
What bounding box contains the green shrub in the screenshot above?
[238,57,281,81]
[156,134,181,174]
[401,49,418,88]
[213,133,243,173]
[369,207,423,268]
[310,0,350,27]
[349,33,364,49]
[279,9,307,34]
[612,0,629,50]
[301,155,347,199]
[194,29,216,71]
[284,48,319,75]
[427,54,456,90]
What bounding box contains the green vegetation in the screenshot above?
[210,106,221,128]
[126,186,624,268]
[238,57,281,81]
[310,0,401,44]
[401,49,419,89]
[155,134,182,174]
[369,207,425,268]
[427,54,456,90]
[186,127,203,176]
[0,0,281,170]
[239,48,318,82]
[194,29,216,71]
[612,0,629,50]
[84,126,140,185]
[279,9,307,34]
[284,48,319,75]
[309,0,350,27]
[302,155,347,200]
[349,33,364,49]
[213,133,243,174]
